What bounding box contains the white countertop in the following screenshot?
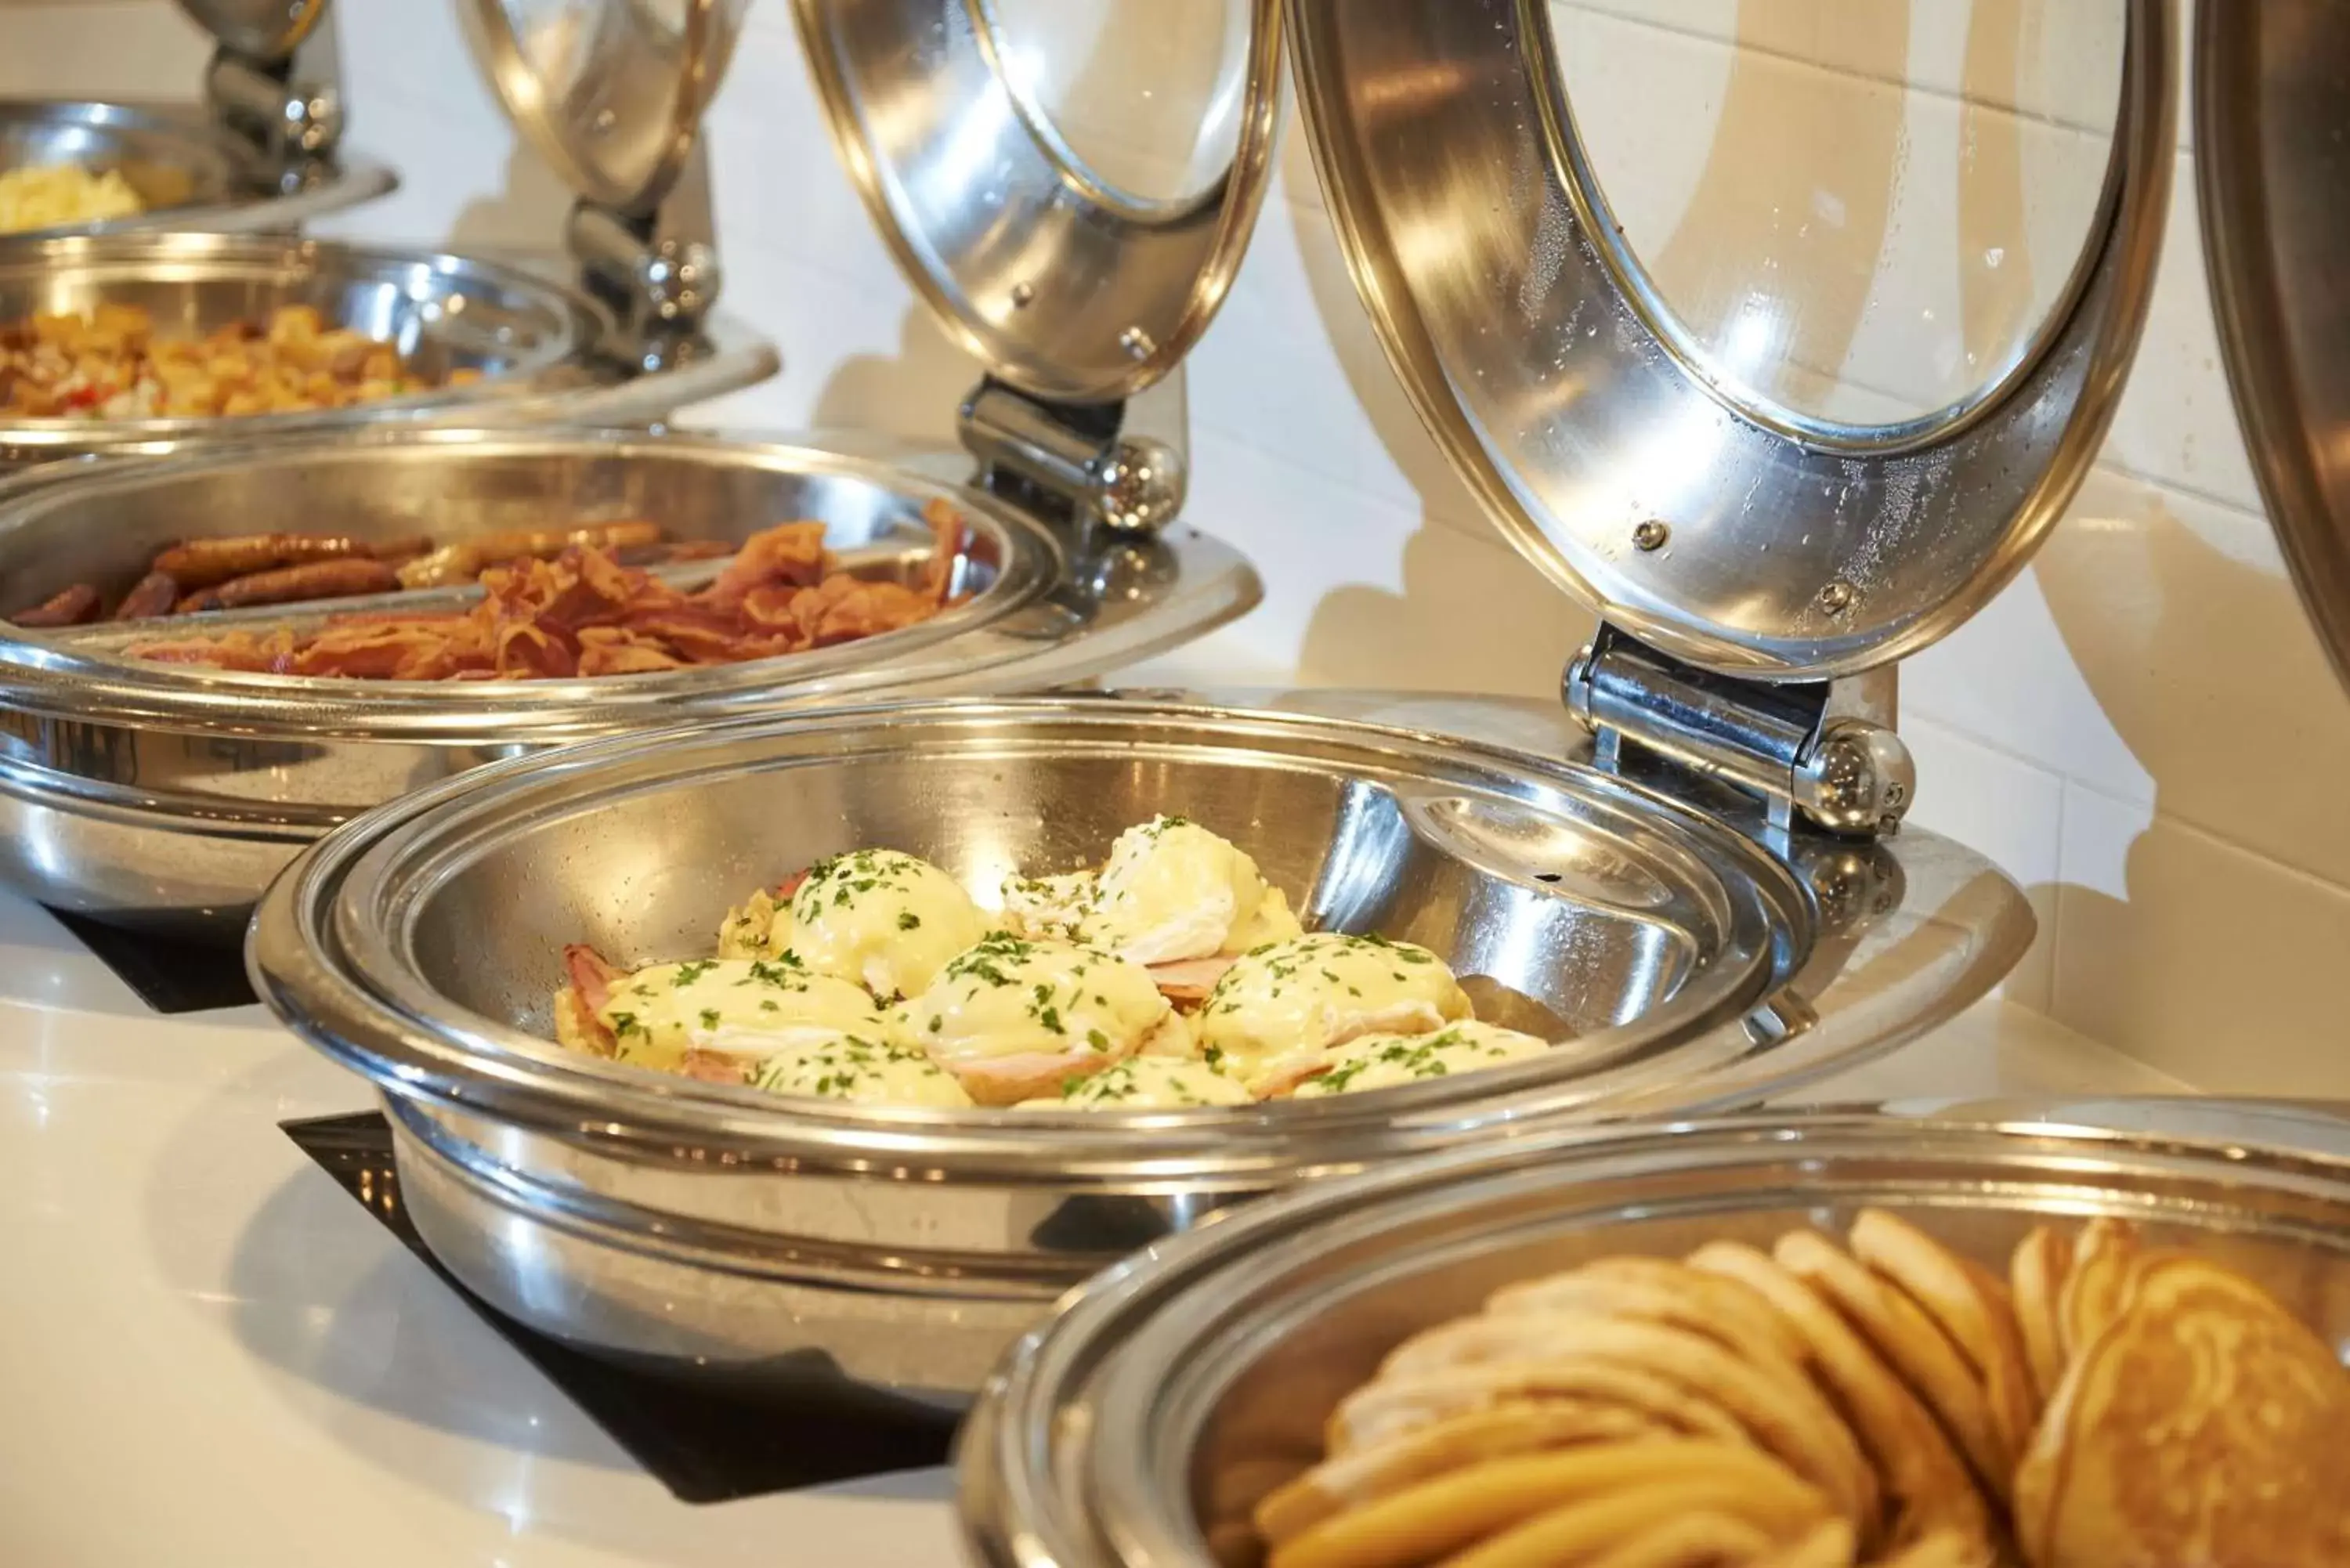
[0,890,2189,1567]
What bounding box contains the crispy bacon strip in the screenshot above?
[396,521,665,589]
[124,515,967,680]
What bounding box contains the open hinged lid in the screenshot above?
[2195,2,2350,700]
[461,0,744,218]
[457,0,756,367]
[1286,0,2175,833]
[790,0,1281,535]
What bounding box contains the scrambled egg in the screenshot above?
[904,933,1187,1105]
[0,164,143,235]
[597,954,892,1071]
[749,1033,973,1107]
[721,849,986,1000]
[1002,815,1302,963]
[1290,1022,1551,1096]
[1015,1054,1251,1111]
[1197,933,1473,1095]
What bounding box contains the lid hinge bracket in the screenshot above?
[563,143,723,374]
[1564,623,1914,839]
[958,370,1189,539]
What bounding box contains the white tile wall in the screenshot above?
[6,1,2348,1090]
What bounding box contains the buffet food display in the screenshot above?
[1255,1212,2349,1567]
[552,817,1566,1107]
[9,504,965,680]
[0,302,440,420]
[0,163,143,233]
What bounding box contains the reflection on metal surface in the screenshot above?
[975,0,1250,211]
[961,1114,2350,1568]
[1549,2,2124,433]
[0,431,1256,934]
[790,0,1285,401]
[461,0,747,216]
[248,692,2027,1394]
[1287,0,2175,677]
[2196,2,2350,698]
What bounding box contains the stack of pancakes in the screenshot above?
[1243,1212,2350,1567]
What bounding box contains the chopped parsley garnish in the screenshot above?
[671,959,716,986]
[898,911,921,930]
[698,1008,721,1029]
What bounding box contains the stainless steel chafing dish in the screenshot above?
[249,694,2029,1398]
[0,0,1285,932]
[0,0,776,471]
[0,3,395,241]
[956,1106,2350,1567]
[243,0,2200,1396]
[0,429,1253,931]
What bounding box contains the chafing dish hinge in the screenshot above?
[1564,621,1914,839]
[958,373,1188,537]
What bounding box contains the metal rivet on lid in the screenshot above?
[1631,519,1670,552]
[1119,327,1155,359]
[1817,580,1856,614]
[1010,282,1035,309]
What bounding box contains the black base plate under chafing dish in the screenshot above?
[49,908,259,1013]
[280,1111,959,1503]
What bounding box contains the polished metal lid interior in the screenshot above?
[178,0,329,61]
[790,0,1284,401]
[1289,0,2175,677]
[461,0,747,215]
[2196,2,2350,699]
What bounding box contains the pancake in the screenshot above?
[1871,1531,1993,1566]
[1688,1241,1991,1555]
[1267,1440,1824,1568]
[1567,1510,1775,1568]
[1434,1468,1829,1568]
[1488,1258,1810,1371]
[2007,1224,2072,1404]
[2052,1215,2138,1362]
[1373,1313,1871,1529]
[1253,1401,1665,1548]
[2014,1252,2350,1566]
[1327,1358,1752,1457]
[1774,1230,2012,1501]
[1848,1209,2039,1458]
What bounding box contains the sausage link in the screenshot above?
[9,582,101,627]
[179,558,401,612]
[153,533,373,589]
[112,570,181,620]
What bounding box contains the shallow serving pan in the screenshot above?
[248,693,2030,1400]
[0,230,777,471]
[0,99,396,241]
[956,1107,2350,1568]
[0,427,1256,933]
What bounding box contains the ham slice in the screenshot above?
[1148,954,1238,1004]
[564,944,620,1014]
